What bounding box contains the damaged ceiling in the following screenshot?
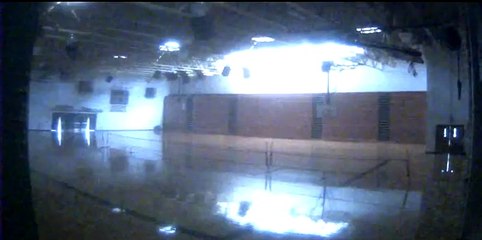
[32,2,464,81]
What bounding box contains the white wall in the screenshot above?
[28,75,170,131]
[173,60,426,95]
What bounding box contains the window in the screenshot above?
[110,90,129,105]
[145,87,156,99]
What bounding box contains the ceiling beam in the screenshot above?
[129,2,193,18]
[403,2,436,44]
[42,25,158,48]
[212,2,289,32]
[285,3,328,23]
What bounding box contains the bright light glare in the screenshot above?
[64,2,85,5]
[159,41,181,52]
[216,191,348,237]
[158,225,176,235]
[446,154,451,173]
[57,117,62,146]
[220,42,365,94]
[85,118,90,146]
[453,128,457,138]
[111,208,123,213]
[252,36,275,43]
[113,55,119,59]
[120,55,127,59]
[224,42,364,68]
[444,128,447,138]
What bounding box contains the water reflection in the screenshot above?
[441,154,454,174]
[216,190,348,237]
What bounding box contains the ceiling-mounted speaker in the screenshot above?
[243,68,250,79]
[322,61,333,72]
[178,71,190,84]
[165,72,178,81]
[153,70,162,79]
[195,70,205,80]
[222,66,231,77]
[65,41,79,61]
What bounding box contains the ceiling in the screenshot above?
[31,2,463,81]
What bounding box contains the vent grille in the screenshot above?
[378,93,391,141]
[312,95,323,139]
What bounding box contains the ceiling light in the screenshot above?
[120,55,127,59]
[356,26,382,34]
[113,56,119,59]
[158,225,176,235]
[251,36,275,43]
[159,41,181,52]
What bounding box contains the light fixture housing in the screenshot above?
[356,26,382,34]
[251,36,275,43]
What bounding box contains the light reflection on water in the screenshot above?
[216,190,348,237]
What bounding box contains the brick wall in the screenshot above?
[390,92,426,144]
[321,93,379,141]
[163,92,426,144]
[237,95,312,139]
[192,95,231,134]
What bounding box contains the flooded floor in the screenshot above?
[28,131,468,239]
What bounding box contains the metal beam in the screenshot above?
[212,2,289,32]
[285,2,327,22]
[129,2,193,18]
[42,26,158,48]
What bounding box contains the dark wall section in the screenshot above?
[163,92,426,144]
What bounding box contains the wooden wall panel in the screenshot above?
[192,95,230,135]
[321,93,379,141]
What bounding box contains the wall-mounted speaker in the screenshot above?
[152,70,162,79]
[322,61,333,72]
[105,75,113,83]
[222,66,231,77]
[243,68,250,79]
